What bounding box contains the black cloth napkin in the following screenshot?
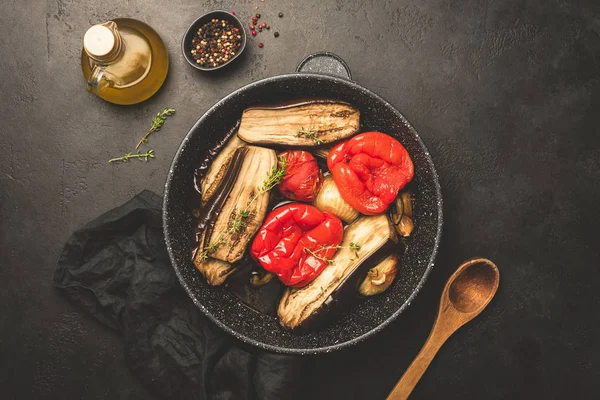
[53,190,306,400]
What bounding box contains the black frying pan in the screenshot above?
[163,53,443,354]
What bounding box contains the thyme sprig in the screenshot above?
[262,155,288,192]
[136,107,176,149]
[304,247,335,265]
[108,150,155,163]
[228,208,250,235]
[197,235,227,260]
[296,128,323,145]
[228,156,287,234]
[303,242,362,265]
[109,107,175,163]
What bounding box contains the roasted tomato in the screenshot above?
[277,150,323,202]
[327,132,414,215]
[250,203,343,287]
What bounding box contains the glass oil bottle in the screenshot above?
[81,19,169,105]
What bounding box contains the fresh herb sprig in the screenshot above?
[304,247,336,265]
[109,107,175,163]
[311,242,362,254]
[108,150,155,163]
[136,107,176,149]
[303,242,362,265]
[197,235,227,260]
[228,208,250,235]
[296,128,323,145]
[261,156,288,192]
[228,156,287,234]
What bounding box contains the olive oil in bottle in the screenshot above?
[81,18,169,105]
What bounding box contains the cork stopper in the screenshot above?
[83,21,121,62]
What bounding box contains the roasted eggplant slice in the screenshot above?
[312,175,359,223]
[203,145,277,263]
[237,100,360,147]
[278,214,397,330]
[193,231,236,286]
[358,254,398,296]
[201,134,246,204]
[196,258,236,286]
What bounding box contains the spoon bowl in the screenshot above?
[448,258,499,314]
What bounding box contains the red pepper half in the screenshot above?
[277,150,323,202]
[250,203,343,287]
[327,132,414,215]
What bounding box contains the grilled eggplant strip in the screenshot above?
[195,147,248,243]
[278,214,397,330]
[208,146,277,263]
[193,231,236,286]
[195,257,235,286]
[194,119,241,196]
[238,100,360,147]
[193,146,276,283]
[193,149,248,285]
[201,134,246,205]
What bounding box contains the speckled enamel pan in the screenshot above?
[163,53,443,355]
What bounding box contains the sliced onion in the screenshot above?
[397,215,414,237]
[401,191,412,218]
[312,175,359,223]
[250,272,275,287]
[358,254,398,296]
[313,148,331,159]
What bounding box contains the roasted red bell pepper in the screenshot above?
[277,150,323,202]
[327,132,414,215]
[250,203,343,287]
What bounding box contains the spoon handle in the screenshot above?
[386,326,448,400]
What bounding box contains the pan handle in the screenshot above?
[295,52,352,80]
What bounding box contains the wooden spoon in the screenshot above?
[386,258,500,400]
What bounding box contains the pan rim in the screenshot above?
[163,73,443,355]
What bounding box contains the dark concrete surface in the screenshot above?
[1,0,599,399]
